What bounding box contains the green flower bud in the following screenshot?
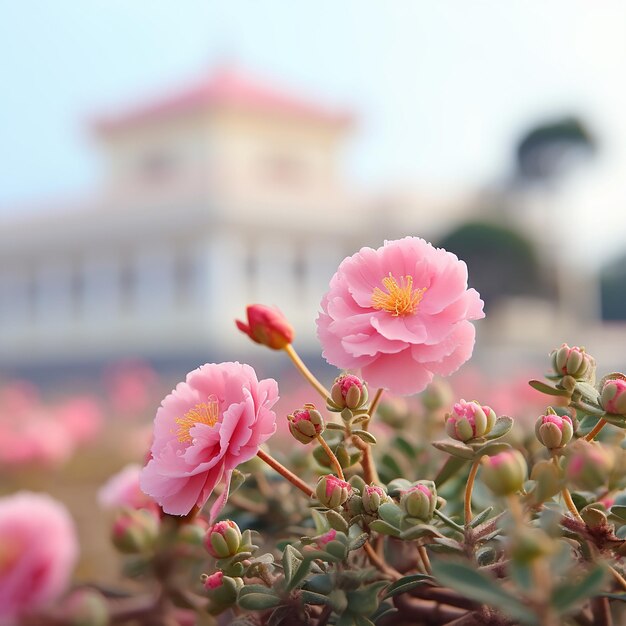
[204,520,242,559]
[316,475,352,509]
[111,508,159,554]
[580,505,608,529]
[535,412,574,449]
[288,404,325,444]
[510,528,555,564]
[61,590,109,626]
[400,481,437,521]
[445,400,497,442]
[551,344,595,381]
[481,450,527,496]
[362,484,388,515]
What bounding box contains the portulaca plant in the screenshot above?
[4,236,626,626]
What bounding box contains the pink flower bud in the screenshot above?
[535,413,573,449]
[480,450,527,496]
[564,440,613,490]
[61,589,109,626]
[204,571,224,590]
[329,374,369,410]
[445,399,496,442]
[400,481,437,521]
[600,378,626,415]
[235,304,294,350]
[288,404,325,444]
[316,529,337,547]
[316,475,352,509]
[203,520,242,559]
[111,509,159,554]
[551,344,594,380]
[362,484,388,514]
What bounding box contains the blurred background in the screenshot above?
[1,0,625,581]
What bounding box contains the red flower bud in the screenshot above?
[601,378,626,416]
[236,304,294,350]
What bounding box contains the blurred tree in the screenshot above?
[600,254,626,321]
[437,220,543,311]
[514,116,596,184]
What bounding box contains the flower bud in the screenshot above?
[445,400,496,442]
[551,344,595,381]
[288,404,325,444]
[235,304,294,350]
[316,529,337,548]
[329,374,368,411]
[580,505,608,529]
[400,481,437,521]
[535,413,573,449]
[111,508,159,553]
[600,378,626,416]
[203,573,243,613]
[510,528,554,564]
[362,484,388,515]
[480,450,527,496]
[204,520,242,559]
[61,590,109,626]
[316,475,352,509]
[421,379,453,412]
[564,440,614,491]
[204,571,224,590]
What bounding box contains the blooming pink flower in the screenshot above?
[0,492,78,624]
[140,362,278,518]
[98,464,156,511]
[316,237,484,395]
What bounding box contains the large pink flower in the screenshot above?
[317,237,484,395]
[140,362,278,518]
[0,492,78,625]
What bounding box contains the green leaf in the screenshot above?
[432,560,537,624]
[434,455,468,488]
[483,416,514,440]
[238,586,281,610]
[383,574,433,599]
[378,502,403,527]
[432,440,475,460]
[529,380,571,397]
[352,429,377,445]
[472,442,511,458]
[609,505,626,522]
[229,469,247,495]
[432,537,464,552]
[380,453,403,479]
[368,520,401,537]
[300,590,333,606]
[349,533,369,551]
[370,600,397,623]
[326,509,349,533]
[575,382,601,404]
[347,581,388,615]
[399,524,442,541]
[551,566,607,613]
[282,544,301,586]
[601,593,626,601]
[393,436,416,459]
[469,507,494,528]
[432,508,464,533]
[286,558,312,592]
[304,573,334,595]
[311,509,331,534]
[385,479,413,497]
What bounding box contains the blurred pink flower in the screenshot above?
[317,237,484,395]
[140,362,278,518]
[56,396,103,445]
[0,492,78,624]
[98,463,156,511]
[104,360,158,417]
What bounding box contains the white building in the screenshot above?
[0,67,393,372]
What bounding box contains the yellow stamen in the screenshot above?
[175,396,220,443]
[371,274,426,316]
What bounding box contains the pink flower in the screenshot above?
[316,237,484,395]
[0,492,78,624]
[140,362,278,518]
[98,464,156,511]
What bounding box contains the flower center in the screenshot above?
[371,274,426,316]
[175,396,219,443]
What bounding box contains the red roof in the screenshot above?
[94,65,352,132]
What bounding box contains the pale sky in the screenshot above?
[1,1,625,262]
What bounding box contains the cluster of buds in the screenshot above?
[202,571,244,615]
[445,400,496,442]
[362,484,389,515]
[600,378,626,416]
[235,304,294,350]
[327,374,368,413]
[564,440,614,491]
[288,404,325,444]
[111,508,159,554]
[204,520,243,559]
[400,481,437,522]
[535,409,574,450]
[481,450,527,496]
[550,344,595,381]
[316,474,352,509]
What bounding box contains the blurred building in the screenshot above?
[0,67,378,372]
